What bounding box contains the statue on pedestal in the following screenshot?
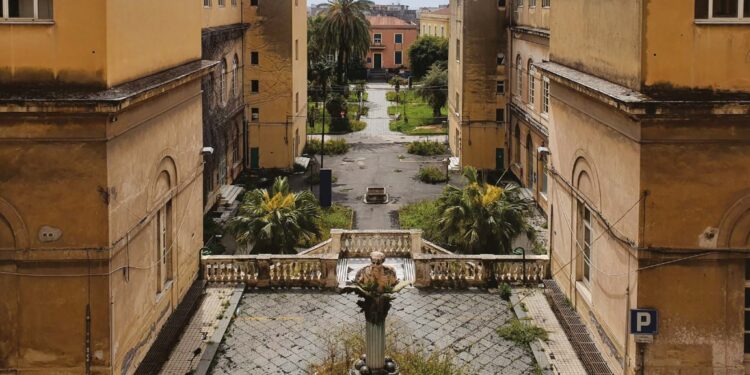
[343,251,409,375]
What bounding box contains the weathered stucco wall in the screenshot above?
[514,0,549,30]
[549,0,642,90]
[0,111,111,373]
[244,0,306,169]
[419,13,450,39]
[643,0,750,94]
[448,0,507,170]
[106,80,203,374]
[547,81,642,372]
[106,0,201,87]
[637,258,745,373]
[202,0,242,29]
[0,0,108,86]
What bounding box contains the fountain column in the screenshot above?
[345,251,406,375]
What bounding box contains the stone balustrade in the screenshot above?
[331,229,421,258]
[413,253,549,288]
[202,254,338,288]
[201,230,550,289]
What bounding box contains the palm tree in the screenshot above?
[228,177,321,254]
[321,0,373,83]
[435,167,534,254]
[416,63,448,118]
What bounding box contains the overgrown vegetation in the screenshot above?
[300,204,353,247]
[304,139,350,155]
[407,140,448,156]
[398,167,536,254]
[499,283,512,301]
[398,200,439,240]
[388,90,448,135]
[497,318,548,347]
[417,166,448,184]
[228,177,320,254]
[309,326,468,375]
[202,216,226,255]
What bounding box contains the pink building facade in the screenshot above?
[366,16,418,71]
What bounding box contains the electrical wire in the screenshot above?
[0,174,200,278]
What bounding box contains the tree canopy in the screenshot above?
[435,167,535,254]
[228,177,321,254]
[416,64,448,118]
[320,0,373,83]
[408,36,449,80]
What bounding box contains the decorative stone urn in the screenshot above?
[344,251,409,375]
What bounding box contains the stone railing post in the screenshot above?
[256,255,271,288]
[321,254,339,288]
[481,256,498,288]
[413,254,431,288]
[409,229,422,256]
[330,229,344,255]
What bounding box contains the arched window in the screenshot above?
[232,54,240,98]
[526,134,534,188]
[515,55,523,96]
[514,125,521,163]
[528,59,536,105]
[220,58,227,104]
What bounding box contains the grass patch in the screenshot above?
[398,200,439,240]
[304,139,350,155]
[497,318,548,347]
[388,91,447,135]
[299,204,353,247]
[417,166,448,184]
[407,140,448,156]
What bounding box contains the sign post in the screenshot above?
[630,309,658,343]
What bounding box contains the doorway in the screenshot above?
[374,53,382,70]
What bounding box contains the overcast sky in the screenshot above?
[308,0,447,8]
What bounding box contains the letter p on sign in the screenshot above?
[630,309,658,335]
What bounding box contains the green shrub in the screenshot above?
[350,120,367,132]
[407,141,448,156]
[303,139,350,155]
[497,318,548,347]
[499,283,512,301]
[417,166,448,184]
[325,139,350,154]
[386,91,400,102]
[330,117,351,132]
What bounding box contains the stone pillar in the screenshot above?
[366,320,386,370]
[409,229,422,256]
[330,229,344,255]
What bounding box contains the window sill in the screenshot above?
[695,19,750,25]
[0,19,54,25]
[576,280,592,307]
[155,280,174,303]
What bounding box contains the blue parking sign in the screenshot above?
[630,309,658,335]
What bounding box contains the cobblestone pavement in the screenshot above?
[520,288,587,374]
[160,286,236,375]
[211,288,537,375]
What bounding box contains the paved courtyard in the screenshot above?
[321,143,457,229]
[210,288,537,374]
